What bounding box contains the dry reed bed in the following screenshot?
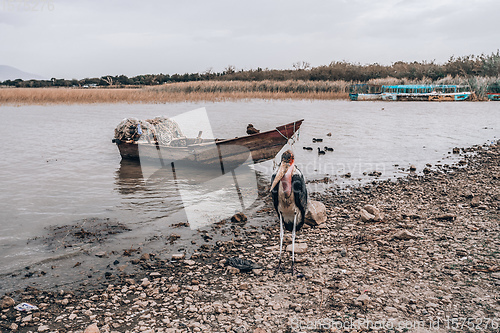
[2,77,494,104]
[0,80,349,104]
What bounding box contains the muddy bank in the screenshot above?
[1,142,499,332]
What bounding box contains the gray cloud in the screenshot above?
[1,0,498,79]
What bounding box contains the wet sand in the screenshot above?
[1,141,499,332]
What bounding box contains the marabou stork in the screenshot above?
[270,150,308,274]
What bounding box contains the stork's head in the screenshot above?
[270,150,295,192]
[281,150,294,164]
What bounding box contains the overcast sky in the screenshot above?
[1,0,499,79]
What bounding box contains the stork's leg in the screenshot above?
[291,213,297,275]
[276,212,284,274]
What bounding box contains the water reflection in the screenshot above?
[115,156,263,229]
[115,159,145,195]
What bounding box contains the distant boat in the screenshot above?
[349,84,382,101]
[113,119,303,168]
[349,84,473,101]
[486,83,500,101]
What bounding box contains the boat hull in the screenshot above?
[381,92,472,101]
[487,93,500,101]
[349,93,382,101]
[349,84,473,101]
[115,120,303,167]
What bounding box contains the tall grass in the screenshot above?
[0,80,349,105]
[1,76,497,104]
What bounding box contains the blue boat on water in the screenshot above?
[486,83,500,101]
[349,84,473,101]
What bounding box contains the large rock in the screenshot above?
[0,296,15,309]
[305,200,327,226]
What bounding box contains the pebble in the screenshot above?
[2,141,499,333]
[286,243,308,254]
[171,253,185,260]
[385,306,398,313]
[227,266,240,274]
[355,293,371,306]
[84,323,100,333]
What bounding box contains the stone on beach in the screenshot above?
[231,212,248,223]
[286,243,308,254]
[0,296,15,309]
[354,293,371,306]
[171,253,185,260]
[392,230,418,240]
[436,213,457,221]
[360,204,383,222]
[360,208,375,222]
[305,200,327,226]
[227,266,240,274]
[2,141,499,333]
[84,323,100,333]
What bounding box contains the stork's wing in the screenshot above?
[270,173,279,214]
[292,169,308,219]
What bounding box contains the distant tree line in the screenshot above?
[2,52,499,88]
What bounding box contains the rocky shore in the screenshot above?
[1,141,499,333]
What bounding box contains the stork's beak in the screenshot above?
[270,163,289,192]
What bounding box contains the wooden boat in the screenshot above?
[349,84,473,101]
[113,119,303,168]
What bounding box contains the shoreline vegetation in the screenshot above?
[1,141,499,332]
[0,81,349,104]
[0,76,499,104]
[1,52,499,104]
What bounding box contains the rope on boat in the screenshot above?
[273,121,301,171]
[275,120,298,142]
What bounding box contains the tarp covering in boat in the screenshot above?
[113,117,184,145]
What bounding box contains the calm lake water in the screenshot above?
[0,100,498,290]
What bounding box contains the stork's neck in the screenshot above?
[281,162,294,196]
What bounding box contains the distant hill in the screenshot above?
[0,65,46,81]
